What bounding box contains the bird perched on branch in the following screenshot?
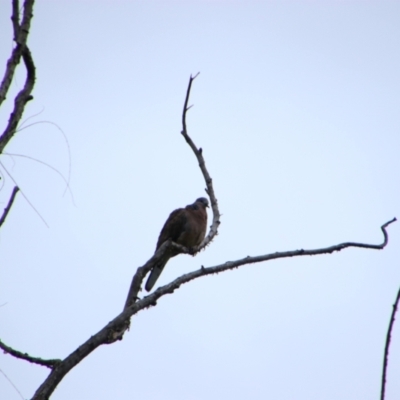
[145,197,209,292]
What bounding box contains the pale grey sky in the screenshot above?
[0,1,399,399]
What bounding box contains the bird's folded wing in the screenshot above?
[156,208,188,250]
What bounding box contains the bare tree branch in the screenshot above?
[0,0,35,108]
[0,338,61,369]
[0,2,393,400]
[0,185,19,228]
[0,44,36,154]
[29,217,396,400]
[135,217,397,305]
[380,285,400,400]
[124,240,172,309]
[28,75,396,400]
[181,73,221,250]
[0,0,36,156]
[123,75,221,310]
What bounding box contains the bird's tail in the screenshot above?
[145,258,169,292]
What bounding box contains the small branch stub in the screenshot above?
[0,186,19,228]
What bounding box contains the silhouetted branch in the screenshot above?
[0,0,35,108]
[0,186,19,228]
[123,240,171,310]
[181,73,221,250]
[123,75,221,310]
[30,217,396,400]
[135,217,397,304]
[0,338,61,369]
[0,0,36,154]
[380,285,400,400]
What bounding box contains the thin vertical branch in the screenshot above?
[0,185,19,228]
[180,74,221,249]
[380,286,400,400]
[0,0,35,107]
[0,45,36,153]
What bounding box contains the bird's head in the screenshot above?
[195,197,209,208]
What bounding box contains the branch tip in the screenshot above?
[0,338,60,369]
[382,217,396,229]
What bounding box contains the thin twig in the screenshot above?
[0,367,25,400]
[380,285,400,400]
[0,185,19,228]
[0,160,49,227]
[14,119,73,198]
[3,152,75,204]
[0,338,61,369]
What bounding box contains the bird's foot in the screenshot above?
[188,246,196,255]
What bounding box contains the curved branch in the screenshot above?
[0,185,19,228]
[134,217,397,305]
[380,285,400,400]
[0,45,36,153]
[0,338,61,369]
[0,0,35,107]
[123,75,221,310]
[181,73,221,250]
[31,218,396,400]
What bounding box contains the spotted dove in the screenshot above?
[145,197,209,291]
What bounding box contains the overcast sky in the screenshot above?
[0,1,399,399]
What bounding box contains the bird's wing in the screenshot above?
[156,208,188,250]
[146,208,187,292]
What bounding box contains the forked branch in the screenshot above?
[0,0,36,154]
[3,71,394,400]
[31,220,396,399]
[0,0,35,107]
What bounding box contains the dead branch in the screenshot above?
[0,185,19,228]
[0,1,395,399]
[0,0,35,108]
[0,338,61,369]
[123,240,172,310]
[30,217,396,400]
[380,285,400,400]
[0,0,36,154]
[133,217,397,306]
[27,73,397,400]
[123,75,221,310]
[181,73,221,250]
